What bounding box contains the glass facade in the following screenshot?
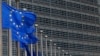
[2,30,9,56]
[2,0,100,56]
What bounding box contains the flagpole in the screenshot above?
[30,24,38,56]
[62,50,64,56]
[45,35,48,56]
[50,40,52,56]
[22,8,27,56]
[25,50,27,56]
[58,47,60,56]
[30,43,33,56]
[8,0,12,56]
[70,54,72,56]
[0,0,2,56]
[30,28,34,56]
[15,0,20,56]
[9,0,11,5]
[54,43,56,56]
[40,30,43,56]
[35,24,38,56]
[15,0,19,8]
[66,52,68,56]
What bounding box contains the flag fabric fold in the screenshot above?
[2,2,11,28]
[23,12,36,26]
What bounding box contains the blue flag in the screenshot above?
[2,2,38,56]
[2,2,37,43]
[2,2,37,29]
[2,2,22,28]
[2,2,11,28]
[11,27,37,44]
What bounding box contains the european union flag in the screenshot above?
[2,2,22,28]
[2,2,37,43]
[2,2,38,56]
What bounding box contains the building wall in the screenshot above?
[19,0,100,56]
[2,0,100,56]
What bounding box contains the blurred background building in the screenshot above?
[2,0,100,56]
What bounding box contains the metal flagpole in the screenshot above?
[50,40,52,56]
[35,24,38,56]
[30,25,36,56]
[65,52,68,56]
[58,47,60,56]
[30,42,33,56]
[30,24,38,56]
[0,0,2,56]
[25,50,27,56]
[40,30,43,56]
[8,29,12,56]
[15,0,19,8]
[22,8,27,56]
[45,35,48,56]
[70,54,72,56]
[62,50,64,56]
[65,53,68,56]
[8,0,12,56]
[54,43,56,56]
[15,0,20,56]
[30,28,34,56]
[66,52,68,55]
[9,0,11,5]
